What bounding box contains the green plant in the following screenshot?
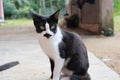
[29,1,40,13]
[103,28,114,36]
[14,0,30,9]
[17,6,31,18]
[3,0,65,19]
[114,0,120,16]
[3,0,17,19]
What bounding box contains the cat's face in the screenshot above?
[30,10,60,39]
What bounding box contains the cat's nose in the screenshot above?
[44,33,52,38]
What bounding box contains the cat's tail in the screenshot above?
[70,73,91,80]
[0,61,19,72]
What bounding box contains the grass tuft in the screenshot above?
[114,16,120,32]
[0,18,33,27]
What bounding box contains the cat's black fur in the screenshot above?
[59,31,90,80]
[30,10,90,80]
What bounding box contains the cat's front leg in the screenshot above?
[49,58,54,79]
[52,57,64,80]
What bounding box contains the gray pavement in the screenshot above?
[0,38,120,80]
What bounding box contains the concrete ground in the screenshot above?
[0,26,120,80]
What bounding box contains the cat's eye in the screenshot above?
[40,26,45,30]
[51,26,55,29]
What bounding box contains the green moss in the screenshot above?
[103,28,114,36]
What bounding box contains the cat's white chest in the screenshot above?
[38,28,63,60]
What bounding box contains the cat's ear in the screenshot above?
[29,10,40,20]
[50,9,60,23]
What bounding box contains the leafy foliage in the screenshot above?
[3,0,17,19]
[3,0,65,19]
[114,0,120,16]
[14,0,30,9]
[17,6,31,18]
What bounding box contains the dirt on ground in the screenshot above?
[83,33,120,75]
[69,28,120,75]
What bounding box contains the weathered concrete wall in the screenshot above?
[82,0,99,24]
[100,0,114,33]
[80,0,100,34]
[65,0,114,34]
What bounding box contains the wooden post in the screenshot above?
[0,0,4,22]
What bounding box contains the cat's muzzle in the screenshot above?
[44,33,52,39]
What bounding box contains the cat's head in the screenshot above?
[30,10,60,39]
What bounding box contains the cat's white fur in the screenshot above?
[62,58,73,76]
[43,22,54,36]
[38,22,64,80]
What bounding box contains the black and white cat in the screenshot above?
[30,10,90,80]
